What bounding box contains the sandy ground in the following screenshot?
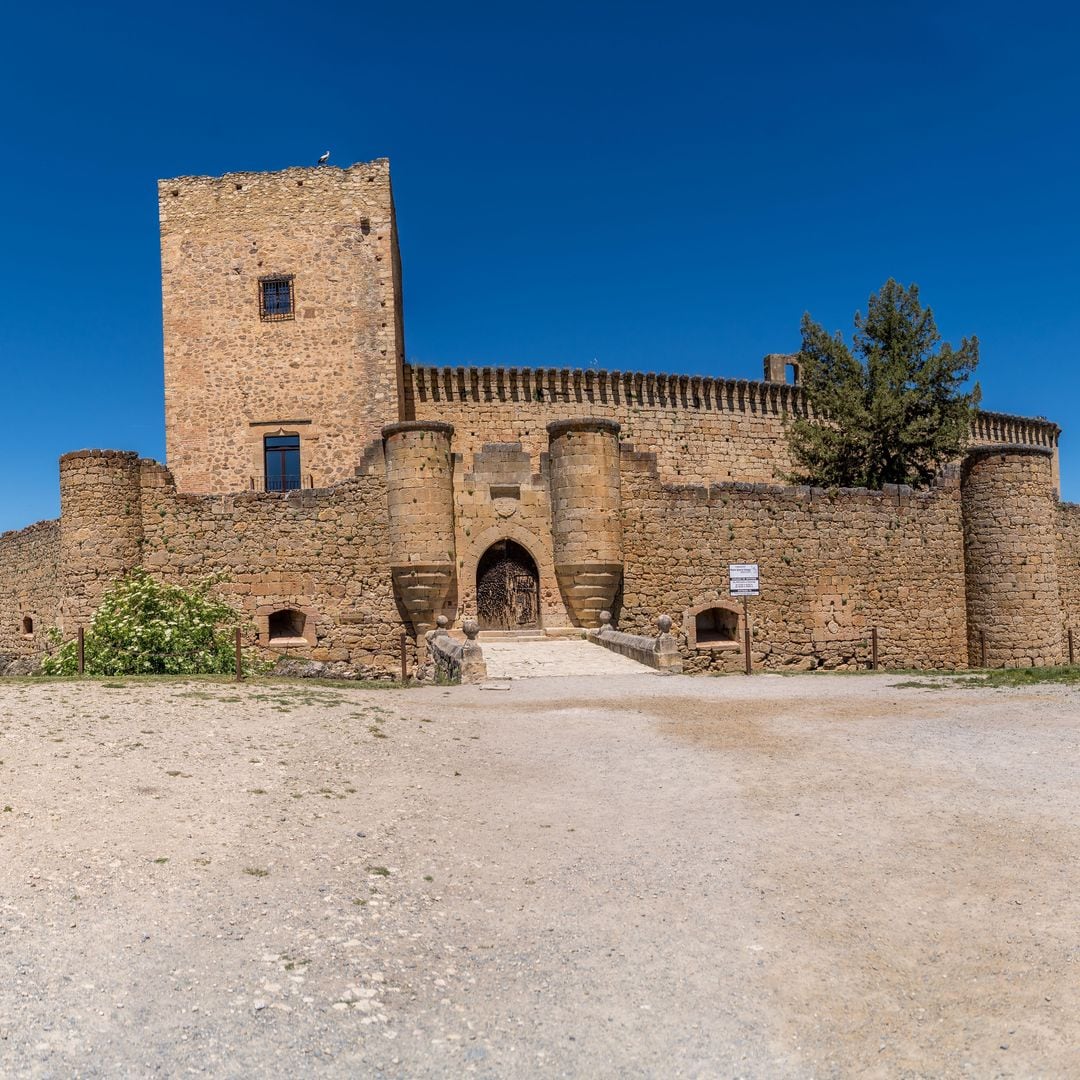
[1,671,1078,1078]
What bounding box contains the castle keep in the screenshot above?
[1,160,1076,675]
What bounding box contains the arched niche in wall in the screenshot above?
[255,604,319,648]
[683,595,743,651]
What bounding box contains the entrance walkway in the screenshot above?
[481,637,661,679]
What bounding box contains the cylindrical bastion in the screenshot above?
[961,445,1064,667]
[382,421,457,636]
[58,450,144,631]
[546,418,623,627]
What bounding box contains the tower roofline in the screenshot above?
[157,158,390,188]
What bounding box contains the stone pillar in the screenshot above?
[546,418,623,627]
[961,446,1064,667]
[58,450,144,632]
[382,421,456,637]
[653,614,683,673]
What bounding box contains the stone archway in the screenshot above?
[476,539,541,630]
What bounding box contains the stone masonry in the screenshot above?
[160,161,404,493]
[0,159,1076,675]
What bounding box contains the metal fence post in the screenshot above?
[400,632,408,684]
[871,626,879,671]
[742,596,752,676]
[77,627,85,676]
[1069,628,1075,667]
[234,628,243,683]
[980,629,987,668]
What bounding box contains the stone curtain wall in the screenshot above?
[405,365,804,486]
[1056,501,1080,643]
[405,364,1060,492]
[0,520,60,657]
[619,456,969,673]
[160,162,404,494]
[134,458,403,677]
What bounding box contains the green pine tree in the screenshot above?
[786,279,981,489]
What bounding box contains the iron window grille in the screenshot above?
[259,275,295,321]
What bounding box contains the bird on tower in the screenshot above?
[317,150,330,166]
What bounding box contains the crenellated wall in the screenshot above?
[404,364,1062,492]
[404,364,805,486]
[0,414,1071,677]
[3,156,1073,678]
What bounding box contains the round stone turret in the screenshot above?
[382,422,456,636]
[58,450,144,631]
[961,445,1064,667]
[546,418,623,627]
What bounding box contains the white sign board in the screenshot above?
[729,562,760,597]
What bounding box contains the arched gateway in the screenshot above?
[476,540,541,630]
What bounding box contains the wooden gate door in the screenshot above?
[476,540,540,630]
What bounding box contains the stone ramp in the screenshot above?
[481,637,661,679]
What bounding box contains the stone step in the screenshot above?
[478,630,547,642]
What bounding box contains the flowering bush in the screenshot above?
[41,569,247,676]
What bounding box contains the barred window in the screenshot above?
[259,275,294,321]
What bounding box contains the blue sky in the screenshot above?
[1,1,1078,531]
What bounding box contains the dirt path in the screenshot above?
[1,673,1078,1077]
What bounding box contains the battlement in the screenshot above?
[404,362,1062,491]
[405,363,806,416]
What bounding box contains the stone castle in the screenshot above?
[1,159,1076,674]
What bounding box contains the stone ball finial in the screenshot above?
[462,618,479,641]
[436,615,449,630]
[657,614,672,634]
[599,610,612,626]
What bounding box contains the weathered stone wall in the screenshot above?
[405,365,802,485]
[405,364,1060,491]
[160,161,404,494]
[619,453,969,673]
[961,448,1064,668]
[450,441,566,628]
[135,454,404,677]
[1059,502,1080,650]
[0,520,60,658]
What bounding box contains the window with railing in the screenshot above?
[264,434,301,492]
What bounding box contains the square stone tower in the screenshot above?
[159,159,405,493]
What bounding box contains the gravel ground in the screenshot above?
[1,672,1078,1078]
